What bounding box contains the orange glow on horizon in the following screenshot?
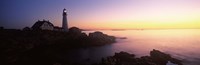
[66,21,200,30]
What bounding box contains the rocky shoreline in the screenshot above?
[0,27,183,65]
[96,49,183,65]
[0,27,116,65]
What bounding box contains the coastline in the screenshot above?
[0,27,116,65]
[0,28,184,65]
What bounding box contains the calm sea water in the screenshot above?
[67,29,200,65]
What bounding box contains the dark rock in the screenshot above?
[88,31,116,46]
[97,49,183,65]
[113,51,135,62]
[118,37,127,39]
[150,49,182,65]
[69,27,82,34]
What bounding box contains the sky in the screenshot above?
[0,0,200,29]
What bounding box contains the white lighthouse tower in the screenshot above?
[62,8,68,32]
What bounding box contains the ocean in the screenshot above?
[67,29,200,65]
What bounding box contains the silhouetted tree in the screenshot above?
[0,26,4,30]
[23,27,31,31]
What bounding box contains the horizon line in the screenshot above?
[82,28,200,31]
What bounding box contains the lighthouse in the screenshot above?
[62,8,68,32]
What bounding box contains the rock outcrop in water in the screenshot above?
[88,31,116,46]
[150,49,182,65]
[97,49,183,65]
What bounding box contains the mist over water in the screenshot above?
[69,29,200,65]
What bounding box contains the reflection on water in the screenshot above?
[70,29,200,65]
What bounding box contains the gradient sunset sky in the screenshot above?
[0,0,200,29]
